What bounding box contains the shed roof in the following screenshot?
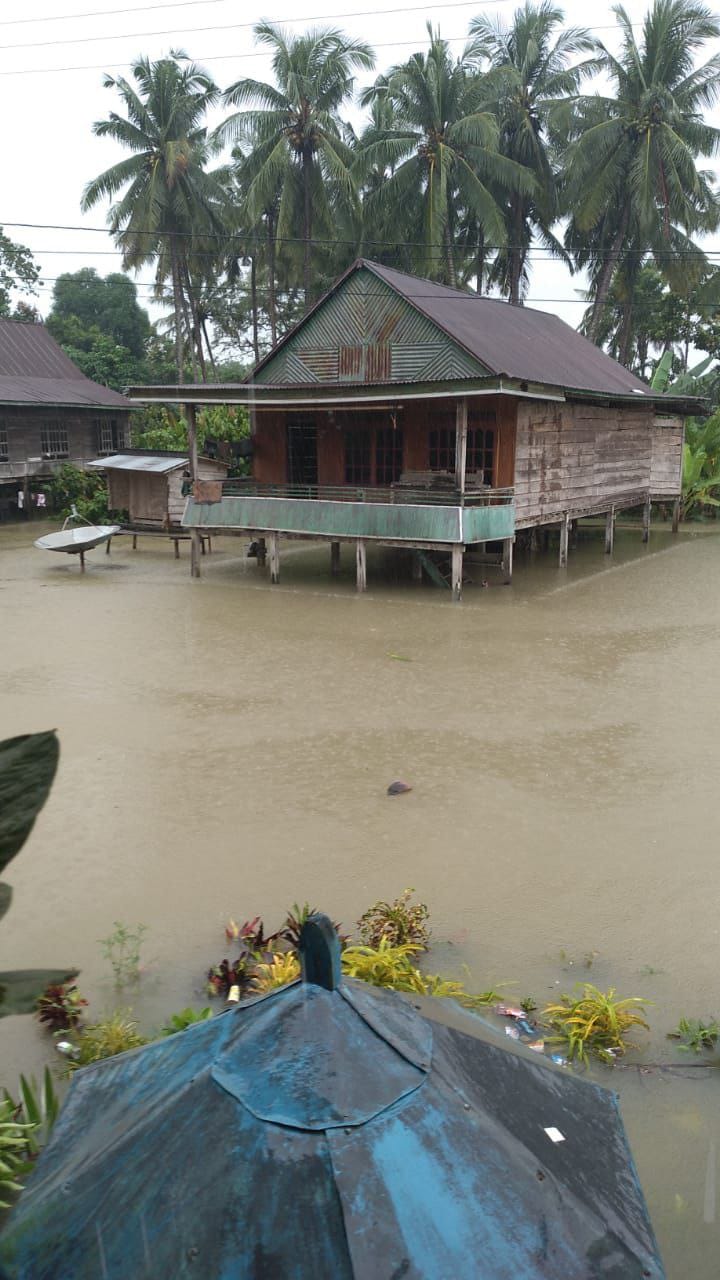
[88,453,188,473]
[250,260,653,399]
[0,319,131,409]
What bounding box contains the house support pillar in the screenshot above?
[672,498,681,534]
[330,541,340,575]
[605,506,615,554]
[451,545,464,603]
[186,402,201,579]
[356,539,367,592]
[269,533,280,583]
[558,514,570,568]
[642,496,651,543]
[412,552,423,582]
[455,397,468,495]
[256,537,266,566]
[501,538,513,584]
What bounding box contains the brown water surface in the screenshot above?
[1,519,719,1276]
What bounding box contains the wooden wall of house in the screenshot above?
[167,459,227,526]
[251,396,515,487]
[0,407,131,482]
[513,399,681,526]
[650,416,684,496]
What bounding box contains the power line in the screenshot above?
[4,220,720,261]
[0,0,496,51]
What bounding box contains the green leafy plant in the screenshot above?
[207,955,257,999]
[3,1070,60,1159]
[0,1099,36,1210]
[340,940,498,1007]
[35,982,87,1034]
[357,889,430,950]
[253,953,301,992]
[520,996,537,1015]
[99,922,147,986]
[0,731,77,1017]
[543,984,650,1064]
[668,1017,719,1054]
[65,1011,146,1072]
[160,1007,213,1036]
[43,464,112,523]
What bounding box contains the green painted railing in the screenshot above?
[222,479,514,508]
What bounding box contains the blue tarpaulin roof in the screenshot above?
[0,918,664,1279]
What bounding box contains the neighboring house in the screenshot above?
[0,318,132,518]
[88,452,228,530]
[129,259,696,599]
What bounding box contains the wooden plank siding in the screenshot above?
[0,406,131,483]
[513,400,683,527]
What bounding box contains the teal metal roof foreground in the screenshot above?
[182,495,515,543]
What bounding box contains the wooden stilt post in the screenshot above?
[671,498,681,534]
[330,541,341,576]
[605,506,615,554]
[79,549,85,573]
[412,551,423,582]
[451,545,464,602]
[257,537,266,566]
[106,536,111,555]
[269,533,280,583]
[542,527,550,552]
[558,514,570,568]
[356,539,367,592]
[501,538,513,584]
[642,496,651,543]
[529,528,538,552]
[187,403,201,578]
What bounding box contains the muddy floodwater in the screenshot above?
[2,518,720,1274]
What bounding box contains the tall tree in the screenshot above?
[357,26,534,286]
[468,3,594,304]
[562,0,720,342]
[81,52,226,381]
[0,229,40,317]
[47,268,150,357]
[218,23,374,309]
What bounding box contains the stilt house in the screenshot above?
[0,318,132,519]
[129,260,694,597]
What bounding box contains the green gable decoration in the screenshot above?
[252,266,488,387]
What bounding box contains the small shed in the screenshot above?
[88,451,227,530]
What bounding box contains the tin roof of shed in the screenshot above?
[88,453,188,473]
[0,319,131,409]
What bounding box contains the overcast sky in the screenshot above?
[2,0,719,334]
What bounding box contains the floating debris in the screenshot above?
[526,1039,545,1054]
[495,1004,525,1019]
[505,1025,520,1040]
[387,653,413,662]
[387,780,413,796]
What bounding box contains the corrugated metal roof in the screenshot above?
[0,319,132,409]
[249,260,654,399]
[88,453,188,473]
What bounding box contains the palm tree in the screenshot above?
[562,0,720,342]
[82,52,225,382]
[467,3,595,304]
[217,23,374,309]
[357,25,534,287]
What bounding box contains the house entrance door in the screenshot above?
[287,419,318,489]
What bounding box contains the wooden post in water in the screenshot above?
[412,551,423,582]
[451,545,464,602]
[642,496,651,543]
[330,541,340,576]
[501,538,513,584]
[558,514,570,567]
[186,403,201,579]
[671,498,681,534]
[356,539,367,591]
[269,533,280,584]
[257,537,266,566]
[605,506,615,554]
[79,549,85,573]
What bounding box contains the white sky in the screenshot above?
[1,0,719,335]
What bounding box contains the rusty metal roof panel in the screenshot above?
[364,262,652,397]
[0,320,132,408]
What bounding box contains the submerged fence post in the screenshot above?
[558,514,570,568]
[605,506,615,554]
[642,497,651,544]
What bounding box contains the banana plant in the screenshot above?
[0,731,77,1017]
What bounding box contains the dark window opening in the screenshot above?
[41,423,69,459]
[96,418,128,455]
[344,429,371,485]
[429,428,455,473]
[287,418,318,487]
[467,426,495,485]
[0,425,8,463]
[375,427,404,485]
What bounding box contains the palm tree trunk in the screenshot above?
[170,241,185,384]
[176,257,198,382]
[303,150,312,310]
[267,209,278,346]
[182,262,207,383]
[509,199,524,306]
[589,207,630,343]
[476,231,485,294]
[201,317,217,375]
[444,224,457,288]
[618,298,634,367]
[250,255,260,364]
